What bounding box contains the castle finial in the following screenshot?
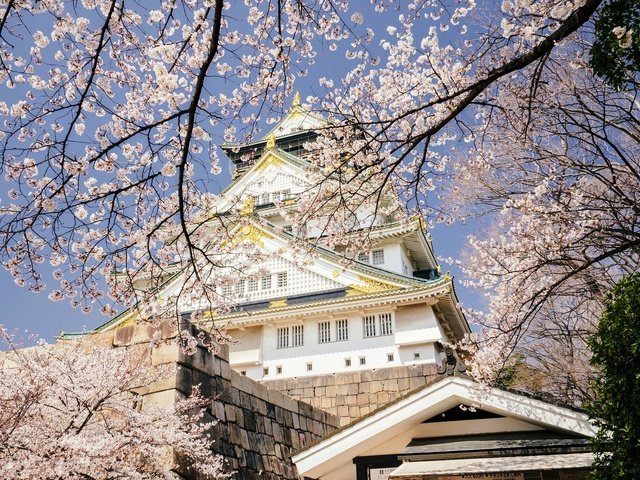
[292,91,301,108]
[266,133,276,150]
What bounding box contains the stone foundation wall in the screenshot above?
[262,363,439,426]
[104,323,340,480]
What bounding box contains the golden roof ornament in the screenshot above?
[266,133,276,150]
[292,91,301,108]
[240,196,255,216]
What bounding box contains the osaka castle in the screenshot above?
[89,95,470,382]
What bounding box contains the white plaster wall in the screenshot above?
[231,304,444,380]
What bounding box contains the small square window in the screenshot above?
[307,363,313,371]
[277,272,288,288]
[263,367,269,376]
[387,353,394,362]
[276,365,282,374]
[261,275,272,290]
[359,357,366,365]
[241,371,247,376]
[414,352,421,360]
[345,358,352,367]
[248,278,258,292]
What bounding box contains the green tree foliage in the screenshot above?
[588,274,640,479]
[590,0,640,89]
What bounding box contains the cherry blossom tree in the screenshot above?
[0,0,636,402]
[0,326,227,479]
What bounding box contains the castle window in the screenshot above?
[247,278,258,292]
[357,252,370,263]
[292,325,304,347]
[283,225,293,234]
[221,284,233,297]
[363,315,377,338]
[387,353,394,362]
[359,356,366,365]
[277,272,288,288]
[345,358,351,367]
[261,275,272,290]
[336,319,348,341]
[318,321,331,343]
[379,313,393,336]
[263,367,269,375]
[363,313,393,338]
[372,249,385,265]
[278,325,303,348]
[414,352,421,360]
[307,362,313,371]
[241,371,247,376]
[234,280,245,294]
[277,327,290,349]
[276,365,282,374]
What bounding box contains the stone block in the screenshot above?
[348,406,359,418]
[225,403,237,423]
[383,380,400,392]
[369,380,383,393]
[314,386,326,396]
[347,383,359,395]
[377,391,390,404]
[151,343,180,366]
[336,384,349,395]
[337,405,349,417]
[357,393,369,405]
[398,377,410,391]
[325,385,337,397]
[213,400,226,422]
[409,377,425,390]
[142,389,176,408]
[243,408,257,432]
[358,382,371,393]
[220,358,232,380]
[345,395,357,406]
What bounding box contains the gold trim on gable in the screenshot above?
[256,154,284,172]
[349,275,398,295]
[269,299,288,308]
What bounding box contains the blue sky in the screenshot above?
[0,2,485,344]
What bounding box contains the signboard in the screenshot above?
[368,467,396,480]
[432,475,524,480]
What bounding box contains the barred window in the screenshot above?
[292,325,304,347]
[263,367,269,375]
[261,275,272,290]
[372,249,385,265]
[307,363,313,371]
[277,272,288,288]
[336,319,349,341]
[345,358,351,367]
[234,280,245,294]
[363,315,376,338]
[277,327,289,349]
[221,284,233,297]
[247,278,258,292]
[319,321,331,343]
[357,252,370,263]
[379,313,393,336]
[276,365,282,374]
[359,356,366,365]
[387,353,394,362]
